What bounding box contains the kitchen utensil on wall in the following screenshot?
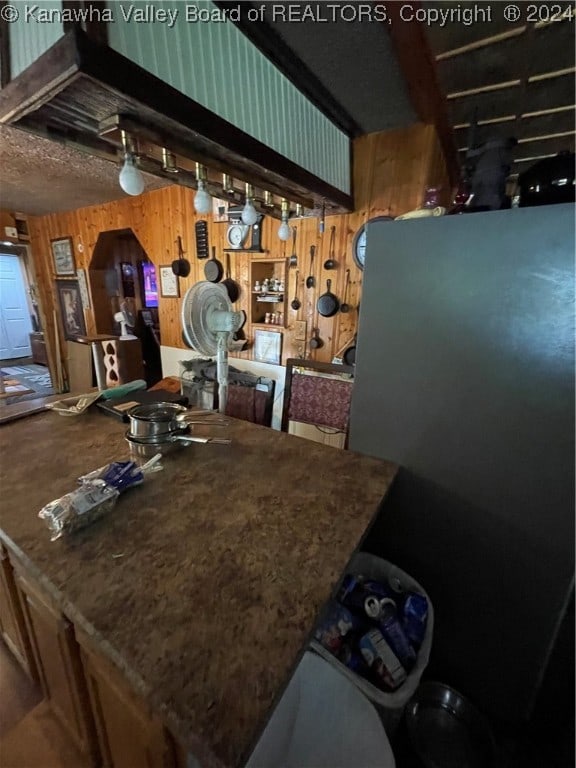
[204,246,224,282]
[289,227,298,267]
[172,236,191,277]
[309,328,323,349]
[343,338,356,366]
[195,220,209,259]
[317,279,340,317]
[223,253,240,302]
[291,270,301,310]
[340,269,351,313]
[323,226,337,270]
[306,245,316,288]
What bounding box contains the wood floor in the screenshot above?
[0,640,89,768]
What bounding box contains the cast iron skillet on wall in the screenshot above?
[317,279,340,317]
[204,247,224,282]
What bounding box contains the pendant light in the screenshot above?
[194,163,212,215]
[242,183,258,225]
[263,191,274,208]
[118,131,144,196]
[278,198,291,241]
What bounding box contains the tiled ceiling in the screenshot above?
[422,1,575,178]
[0,125,169,216]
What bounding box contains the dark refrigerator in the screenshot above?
[349,204,574,740]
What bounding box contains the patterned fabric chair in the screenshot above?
[281,359,354,444]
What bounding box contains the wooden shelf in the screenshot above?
[250,260,288,327]
[223,249,266,253]
[252,323,286,332]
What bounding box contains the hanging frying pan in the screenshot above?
[222,253,240,302]
[317,279,339,317]
[343,338,356,366]
[309,328,323,349]
[172,235,191,277]
[204,246,224,282]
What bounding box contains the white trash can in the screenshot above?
[310,552,434,735]
[245,651,396,768]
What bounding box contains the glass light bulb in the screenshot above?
[278,218,291,241]
[241,199,258,226]
[119,154,144,196]
[194,182,212,214]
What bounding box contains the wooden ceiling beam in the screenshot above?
[380,0,460,186]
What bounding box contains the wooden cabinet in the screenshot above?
[78,635,178,768]
[14,567,99,765]
[1,544,187,768]
[29,332,48,366]
[0,545,37,680]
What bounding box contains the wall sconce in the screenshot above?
[118,130,144,196]
[242,183,258,225]
[278,198,291,241]
[194,163,212,214]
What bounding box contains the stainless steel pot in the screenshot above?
[125,431,231,457]
[127,403,228,439]
[405,682,497,768]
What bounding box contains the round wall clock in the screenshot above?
[352,216,393,270]
[226,223,249,249]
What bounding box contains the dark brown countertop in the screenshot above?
[0,410,397,767]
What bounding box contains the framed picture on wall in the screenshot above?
[51,237,76,276]
[56,280,86,340]
[159,265,180,298]
[254,329,282,365]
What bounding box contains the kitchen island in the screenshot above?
[0,410,397,767]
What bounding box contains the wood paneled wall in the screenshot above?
[27,123,450,386]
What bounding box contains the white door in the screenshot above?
[0,254,33,359]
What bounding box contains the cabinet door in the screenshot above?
[0,545,37,680]
[80,643,176,768]
[14,571,98,765]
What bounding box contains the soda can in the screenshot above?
[359,629,407,690]
[402,591,428,649]
[338,642,370,675]
[314,603,365,655]
[377,603,417,671]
